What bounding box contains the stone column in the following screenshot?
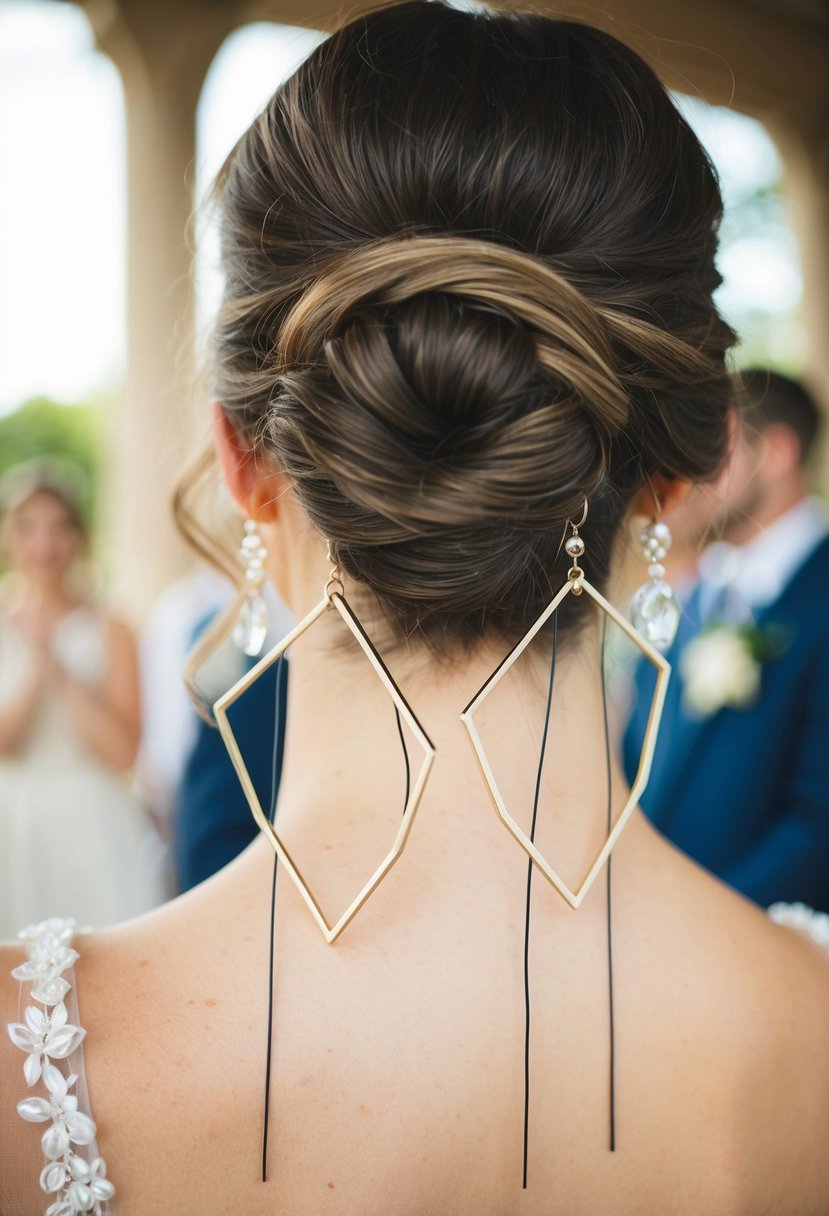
[770,109,829,421]
[81,0,237,618]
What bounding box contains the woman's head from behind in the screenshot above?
[207,0,734,652]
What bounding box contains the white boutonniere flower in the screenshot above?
[680,622,789,719]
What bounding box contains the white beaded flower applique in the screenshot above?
[7,917,116,1215]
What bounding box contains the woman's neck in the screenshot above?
[253,606,629,925]
[9,573,75,613]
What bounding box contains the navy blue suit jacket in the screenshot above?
[174,658,288,892]
[623,536,829,912]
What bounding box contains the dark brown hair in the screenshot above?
[202,0,735,647]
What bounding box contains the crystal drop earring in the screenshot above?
[233,519,269,657]
[629,518,681,651]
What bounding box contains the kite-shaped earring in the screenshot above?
[214,558,436,944]
[460,501,671,908]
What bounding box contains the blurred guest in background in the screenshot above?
[174,654,288,891]
[137,564,236,829]
[0,462,162,933]
[624,369,829,909]
[172,581,292,891]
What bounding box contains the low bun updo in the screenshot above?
[205,0,735,647]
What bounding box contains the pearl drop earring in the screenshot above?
[233,520,269,656]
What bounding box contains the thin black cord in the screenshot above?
[261,667,410,1182]
[522,614,558,1189]
[600,618,616,1152]
[262,654,287,1183]
[394,706,411,813]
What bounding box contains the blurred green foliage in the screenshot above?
[0,394,106,528]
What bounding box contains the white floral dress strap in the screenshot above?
[6,917,116,1215]
[768,902,829,954]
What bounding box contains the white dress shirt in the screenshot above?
[696,496,829,623]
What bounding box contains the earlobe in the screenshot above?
[212,404,283,523]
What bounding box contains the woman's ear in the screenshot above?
[212,404,285,523]
[631,474,691,520]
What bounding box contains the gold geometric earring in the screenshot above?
[460,499,671,909]
[214,551,436,944]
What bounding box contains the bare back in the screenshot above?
[4,808,828,1216]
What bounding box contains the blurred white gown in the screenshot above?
[0,609,161,937]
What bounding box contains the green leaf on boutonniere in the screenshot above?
[740,622,792,664]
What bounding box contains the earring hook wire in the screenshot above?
[570,497,589,531]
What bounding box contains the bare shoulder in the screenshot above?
[0,938,26,1099]
[725,903,829,1214]
[743,911,829,1209]
[643,836,829,1212]
[665,840,829,1058]
[0,938,22,1075]
[67,874,272,1210]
